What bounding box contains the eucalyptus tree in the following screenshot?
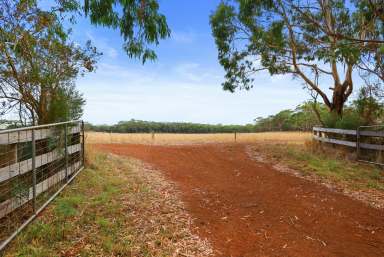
[82,0,171,63]
[55,0,170,63]
[46,0,170,63]
[0,0,99,124]
[352,0,384,81]
[0,0,170,124]
[353,84,384,125]
[210,0,384,118]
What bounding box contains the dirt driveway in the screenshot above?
[96,143,384,257]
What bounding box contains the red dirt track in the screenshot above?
[96,143,384,257]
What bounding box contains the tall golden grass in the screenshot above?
[86,131,311,145]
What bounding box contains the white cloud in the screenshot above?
[86,32,118,59]
[106,48,118,59]
[171,30,197,44]
[76,60,309,125]
[174,63,201,81]
[173,62,222,83]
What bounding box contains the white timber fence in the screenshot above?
[0,120,85,252]
[313,126,384,165]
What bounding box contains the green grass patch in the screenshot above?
[258,143,384,191]
[4,150,210,256]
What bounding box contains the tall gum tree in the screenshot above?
[0,0,171,124]
[0,0,99,124]
[210,0,384,118]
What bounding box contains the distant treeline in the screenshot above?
[254,102,323,132]
[86,88,384,134]
[85,120,256,133]
[84,103,329,134]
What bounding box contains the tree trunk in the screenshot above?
[37,86,48,125]
[311,103,325,126]
[330,85,346,117]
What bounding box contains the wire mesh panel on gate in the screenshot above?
[0,121,84,250]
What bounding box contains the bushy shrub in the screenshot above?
[322,109,363,129]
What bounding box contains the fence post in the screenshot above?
[82,121,85,167]
[64,123,68,180]
[356,126,361,160]
[234,132,237,142]
[31,128,36,213]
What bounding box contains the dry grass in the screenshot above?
[86,131,311,145]
[247,142,384,208]
[4,146,212,257]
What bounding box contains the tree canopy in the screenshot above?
[255,85,384,131]
[81,0,170,63]
[210,0,384,117]
[0,0,170,125]
[0,0,99,125]
[55,0,170,62]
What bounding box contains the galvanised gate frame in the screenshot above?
[0,120,85,252]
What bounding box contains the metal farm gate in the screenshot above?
[0,120,85,251]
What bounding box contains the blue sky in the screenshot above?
[72,0,357,125]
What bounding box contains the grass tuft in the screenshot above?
[54,195,84,218]
[4,146,212,256]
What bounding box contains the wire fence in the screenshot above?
[0,120,84,251]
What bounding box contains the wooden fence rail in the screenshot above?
[313,126,384,164]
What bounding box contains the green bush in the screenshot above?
[322,109,363,129]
